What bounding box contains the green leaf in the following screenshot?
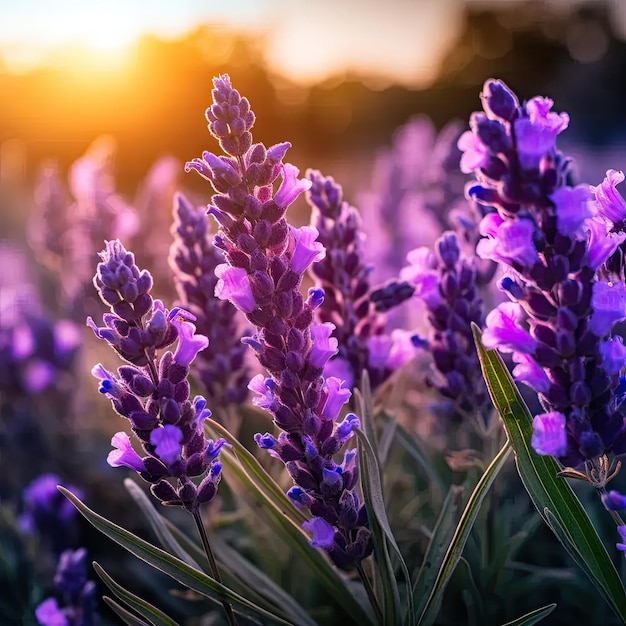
[472,323,626,624]
[215,450,375,625]
[210,535,318,626]
[412,485,464,616]
[103,596,152,626]
[356,427,416,626]
[206,418,307,526]
[58,487,295,625]
[417,439,512,625]
[94,562,180,626]
[381,415,446,507]
[500,603,557,626]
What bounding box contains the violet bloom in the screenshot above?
[90,239,224,513]
[465,79,626,472]
[35,548,96,626]
[401,231,489,422]
[186,74,371,569]
[306,169,415,390]
[169,192,250,407]
[19,473,83,555]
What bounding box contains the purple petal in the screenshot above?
[585,218,626,270]
[302,516,335,549]
[214,264,255,313]
[274,163,312,208]
[602,490,626,511]
[309,323,338,368]
[35,598,68,626]
[171,314,209,367]
[150,425,183,465]
[483,302,536,354]
[590,281,626,337]
[321,377,351,421]
[512,352,550,393]
[599,336,626,375]
[289,225,326,274]
[531,411,567,456]
[592,169,626,223]
[107,432,144,471]
[550,184,594,237]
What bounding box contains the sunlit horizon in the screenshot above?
[2,0,626,86]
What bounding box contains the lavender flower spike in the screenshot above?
[306,169,415,390]
[464,79,626,472]
[90,239,225,513]
[186,74,372,568]
[169,190,252,408]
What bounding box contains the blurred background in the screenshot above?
[3,0,626,220]
[3,1,626,623]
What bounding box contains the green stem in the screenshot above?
[192,510,239,626]
[357,562,384,625]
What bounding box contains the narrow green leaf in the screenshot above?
[418,440,512,625]
[500,603,557,626]
[378,416,398,469]
[210,535,318,626]
[472,323,626,624]
[357,433,401,626]
[217,450,375,625]
[94,562,180,626]
[124,478,199,569]
[103,596,151,626]
[356,428,416,626]
[58,487,295,625]
[382,415,446,506]
[412,485,464,615]
[206,418,307,526]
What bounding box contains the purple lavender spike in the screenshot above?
[463,79,626,472]
[169,192,250,410]
[306,169,417,390]
[186,74,372,569]
[401,231,489,421]
[35,548,96,626]
[90,239,224,513]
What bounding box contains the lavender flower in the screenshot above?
[29,137,138,320]
[89,239,225,513]
[400,231,489,422]
[169,192,250,409]
[35,548,96,626]
[186,74,372,568]
[19,474,83,555]
[0,242,82,397]
[462,79,626,473]
[306,169,416,390]
[358,116,469,285]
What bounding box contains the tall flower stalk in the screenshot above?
[169,191,250,423]
[306,169,417,391]
[87,239,236,625]
[186,74,373,571]
[460,80,626,510]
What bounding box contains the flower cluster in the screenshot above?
[35,548,96,626]
[29,137,138,319]
[461,79,626,471]
[169,191,250,409]
[306,169,417,390]
[88,240,225,513]
[0,241,82,396]
[186,74,371,568]
[358,116,469,285]
[401,231,489,423]
[19,473,83,556]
